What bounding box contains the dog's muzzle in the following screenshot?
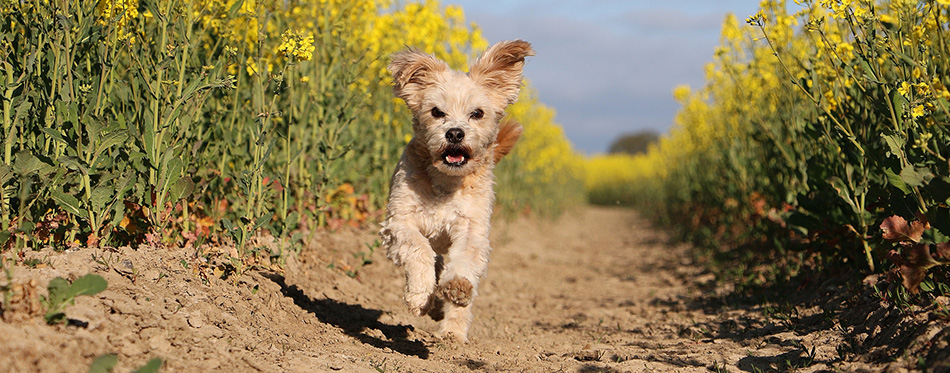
[442,144,470,167]
[441,128,469,167]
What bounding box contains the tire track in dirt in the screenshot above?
[0,206,900,372]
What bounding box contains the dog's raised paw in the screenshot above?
[438,277,473,307]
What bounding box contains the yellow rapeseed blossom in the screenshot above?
[96,0,139,41]
[673,85,692,102]
[898,81,912,97]
[278,30,315,61]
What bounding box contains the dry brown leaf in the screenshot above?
[899,244,940,294]
[880,215,925,243]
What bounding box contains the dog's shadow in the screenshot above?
[262,273,429,359]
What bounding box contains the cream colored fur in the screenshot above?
[380,40,533,343]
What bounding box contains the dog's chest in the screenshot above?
[417,191,484,238]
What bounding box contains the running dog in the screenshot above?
[380,40,533,343]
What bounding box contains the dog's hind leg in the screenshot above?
[438,302,474,343]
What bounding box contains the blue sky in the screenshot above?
[447,1,762,154]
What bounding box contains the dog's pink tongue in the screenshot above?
[446,155,465,163]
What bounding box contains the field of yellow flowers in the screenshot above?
[587,0,950,297]
[0,0,584,271]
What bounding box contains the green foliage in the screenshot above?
[590,0,950,294]
[88,354,162,373]
[495,88,586,219]
[87,354,118,373]
[0,0,580,274]
[40,273,107,324]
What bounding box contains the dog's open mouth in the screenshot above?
[441,145,470,167]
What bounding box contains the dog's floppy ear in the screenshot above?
[469,40,534,106]
[388,48,450,110]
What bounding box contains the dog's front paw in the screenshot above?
[405,291,433,317]
[438,277,474,307]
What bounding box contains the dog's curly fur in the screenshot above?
[380,40,533,343]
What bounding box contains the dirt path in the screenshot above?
[0,206,930,372]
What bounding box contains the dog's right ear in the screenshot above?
[388,49,449,110]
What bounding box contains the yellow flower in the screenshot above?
[96,0,139,41]
[278,30,315,61]
[898,81,911,97]
[673,85,692,102]
[246,57,258,76]
[879,14,897,28]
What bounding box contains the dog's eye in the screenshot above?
[431,107,446,118]
[470,108,484,120]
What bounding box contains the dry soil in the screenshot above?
[1,206,948,372]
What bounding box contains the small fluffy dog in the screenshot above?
[380,40,533,343]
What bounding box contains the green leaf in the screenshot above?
[91,183,113,212]
[884,167,911,195]
[901,165,934,187]
[0,164,13,184]
[51,188,84,217]
[168,175,195,202]
[253,212,273,231]
[46,277,70,305]
[66,102,79,126]
[12,151,43,175]
[95,130,129,159]
[827,176,854,208]
[40,127,69,145]
[87,354,118,373]
[159,157,183,198]
[58,156,89,174]
[111,199,126,227]
[881,133,906,162]
[115,113,127,129]
[228,0,246,17]
[142,122,156,166]
[890,88,907,124]
[85,117,103,147]
[13,99,32,122]
[221,218,234,232]
[132,358,163,373]
[68,274,108,297]
[859,57,880,83]
[284,212,299,234]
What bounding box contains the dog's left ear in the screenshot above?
[469,40,534,106]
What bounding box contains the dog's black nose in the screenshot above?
[446,128,465,144]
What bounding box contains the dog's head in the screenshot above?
[389,40,533,176]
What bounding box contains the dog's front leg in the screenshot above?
[383,224,437,317]
[436,219,491,343]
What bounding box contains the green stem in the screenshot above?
[82,173,98,230]
[2,63,13,166]
[177,1,194,233]
[151,2,170,210]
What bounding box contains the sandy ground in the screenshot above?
[1,206,948,372]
